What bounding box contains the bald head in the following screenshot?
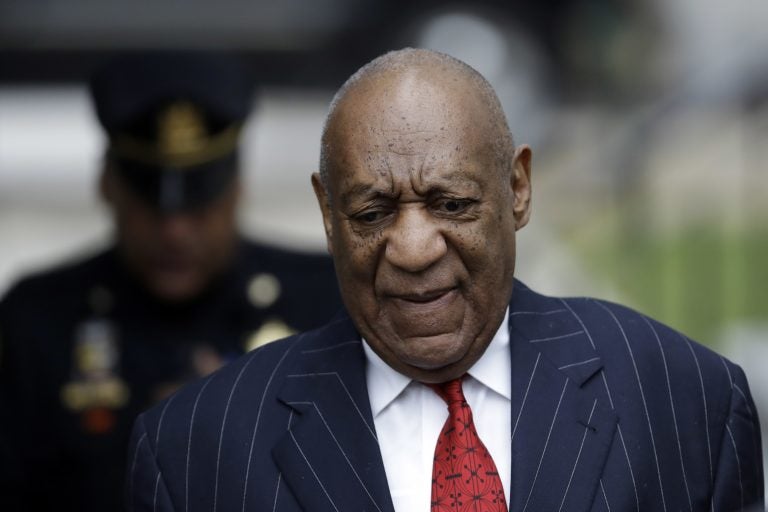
[312,49,531,382]
[319,48,515,193]
[311,48,532,382]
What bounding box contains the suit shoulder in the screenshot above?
[514,282,739,390]
[564,295,739,390]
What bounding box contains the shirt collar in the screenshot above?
[363,307,511,417]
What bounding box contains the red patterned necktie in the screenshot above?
[430,377,507,512]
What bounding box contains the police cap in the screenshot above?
[90,52,254,212]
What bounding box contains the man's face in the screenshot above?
[102,167,239,303]
[314,73,532,382]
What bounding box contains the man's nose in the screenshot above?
[384,209,447,273]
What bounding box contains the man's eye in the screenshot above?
[355,210,388,224]
[444,200,462,212]
[435,199,471,214]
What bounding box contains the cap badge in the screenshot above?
[158,101,206,160]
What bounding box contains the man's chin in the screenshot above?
[383,292,464,340]
[388,333,480,379]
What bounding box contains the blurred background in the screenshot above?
[1,0,766,479]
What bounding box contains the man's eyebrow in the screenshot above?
[340,183,393,204]
[338,175,485,203]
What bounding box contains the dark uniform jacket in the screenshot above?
[0,239,342,512]
[125,280,763,511]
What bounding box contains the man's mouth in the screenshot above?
[389,287,458,307]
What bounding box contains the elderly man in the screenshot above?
[125,49,763,511]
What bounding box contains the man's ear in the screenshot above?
[510,144,532,231]
[311,172,334,255]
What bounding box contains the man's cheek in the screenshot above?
[339,231,382,268]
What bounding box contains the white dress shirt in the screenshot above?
[363,309,511,512]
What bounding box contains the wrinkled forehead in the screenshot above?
[326,71,501,177]
[334,71,490,136]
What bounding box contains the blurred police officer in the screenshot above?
[0,52,342,512]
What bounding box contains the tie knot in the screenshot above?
[430,377,466,406]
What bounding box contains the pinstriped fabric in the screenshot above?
[511,353,539,442]
[683,333,715,485]
[520,379,569,512]
[275,361,391,511]
[529,330,584,343]
[558,356,600,370]
[127,418,175,511]
[271,410,295,512]
[509,282,762,511]
[558,399,598,512]
[509,287,616,511]
[211,341,263,512]
[154,393,176,446]
[285,400,384,510]
[185,377,213,512]
[126,335,306,511]
[153,473,162,512]
[125,313,395,512]
[594,300,668,512]
[129,431,148,510]
[599,480,611,512]
[644,314,694,509]
[272,471,283,512]
[615,425,640,512]
[240,338,298,512]
[725,425,744,509]
[288,427,341,511]
[125,281,763,511]
[284,371,378,439]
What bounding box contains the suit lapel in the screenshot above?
[272,315,395,512]
[271,282,618,512]
[508,283,617,512]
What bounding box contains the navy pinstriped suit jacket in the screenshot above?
[126,281,764,511]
